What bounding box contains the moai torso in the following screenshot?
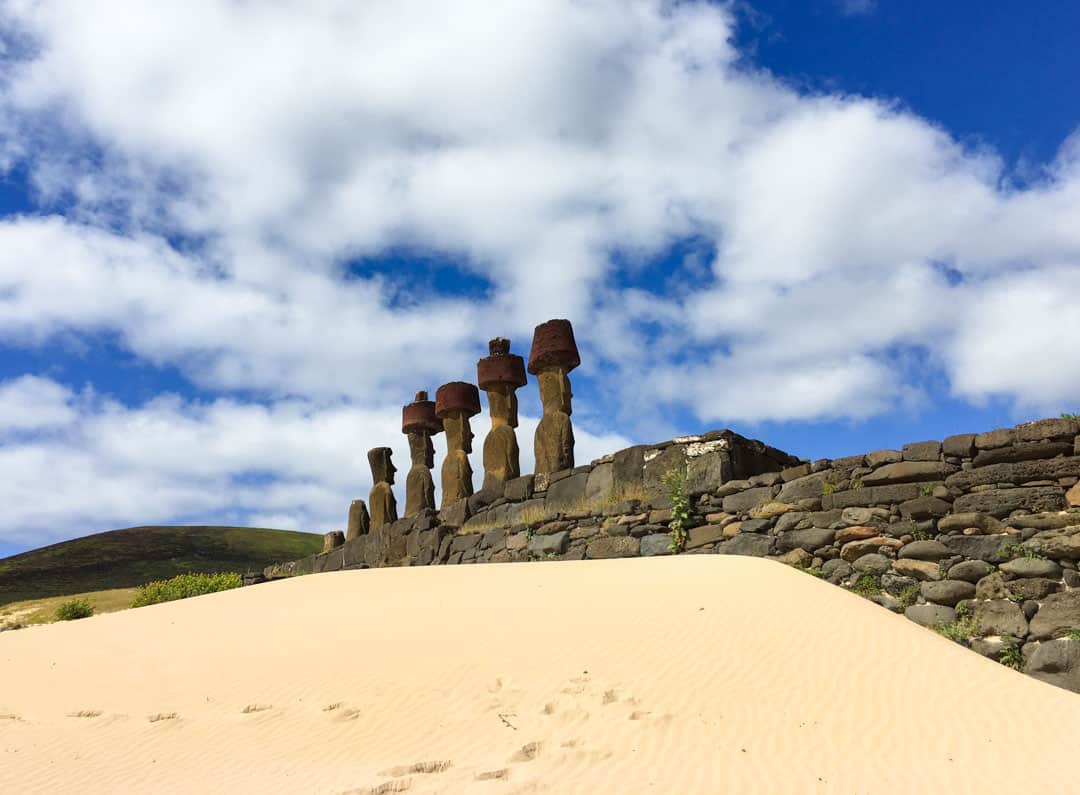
[528,319,580,477]
[405,432,437,516]
[477,337,527,493]
[440,414,475,507]
[534,369,575,474]
[435,381,481,510]
[367,447,398,531]
[401,390,442,517]
[346,499,370,541]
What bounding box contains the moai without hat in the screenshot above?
[345,499,370,541]
[435,381,481,509]
[367,446,398,532]
[401,390,442,517]
[529,318,579,479]
[477,338,527,493]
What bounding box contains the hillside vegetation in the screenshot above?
[0,526,322,607]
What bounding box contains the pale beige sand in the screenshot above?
[2,556,1079,794]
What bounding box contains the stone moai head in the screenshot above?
[367,446,396,485]
[435,381,481,453]
[528,319,579,416]
[477,337,527,427]
[402,389,441,467]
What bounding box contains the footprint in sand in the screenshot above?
[343,780,413,795]
[475,768,510,781]
[510,741,542,763]
[241,704,273,714]
[0,713,23,721]
[66,710,103,718]
[148,713,179,723]
[379,760,452,777]
[322,702,343,712]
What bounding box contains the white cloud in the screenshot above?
[0,0,1078,546]
[0,374,77,432]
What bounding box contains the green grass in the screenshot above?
[934,615,976,643]
[55,598,94,621]
[897,585,919,610]
[852,574,882,598]
[0,525,323,608]
[999,638,1023,670]
[131,572,243,607]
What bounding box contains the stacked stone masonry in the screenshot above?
[263,417,1080,695]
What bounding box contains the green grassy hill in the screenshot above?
[0,526,323,607]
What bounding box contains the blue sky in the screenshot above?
[1,0,1078,557]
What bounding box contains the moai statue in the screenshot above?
[401,390,442,517]
[367,446,398,532]
[323,530,345,553]
[528,318,579,478]
[435,381,481,508]
[345,499,370,541]
[477,337,527,493]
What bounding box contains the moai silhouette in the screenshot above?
[345,499,370,541]
[322,531,345,552]
[435,381,481,508]
[528,318,579,478]
[477,337,527,493]
[401,390,442,517]
[367,446,398,532]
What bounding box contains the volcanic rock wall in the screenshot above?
[260,417,1080,694]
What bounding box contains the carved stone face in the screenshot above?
[538,368,572,415]
[486,386,519,428]
[369,448,397,485]
[444,412,474,454]
[407,432,434,468]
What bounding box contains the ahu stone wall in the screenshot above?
[258,417,1080,695]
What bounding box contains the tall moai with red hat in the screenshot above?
[477,338,527,492]
[367,446,398,532]
[529,319,579,479]
[435,381,481,508]
[401,390,442,517]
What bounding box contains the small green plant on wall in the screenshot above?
[1061,412,1080,420]
[662,468,691,554]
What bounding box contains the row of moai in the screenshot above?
[342,318,580,540]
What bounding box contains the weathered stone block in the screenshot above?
[545,472,589,511]
[611,445,646,492]
[937,512,1002,534]
[946,456,1080,490]
[438,498,471,528]
[686,524,725,549]
[920,579,975,606]
[776,473,830,503]
[902,440,942,462]
[777,528,836,553]
[866,449,903,467]
[640,533,672,556]
[1030,525,1080,559]
[585,535,640,559]
[899,540,952,561]
[504,475,535,502]
[948,560,994,583]
[1014,418,1080,442]
[686,450,733,496]
[1023,639,1080,694]
[715,533,772,557]
[974,599,1028,638]
[1000,558,1062,579]
[1006,577,1061,601]
[1027,591,1080,641]
[528,530,569,557]
[852,553,891,575]
[892,558,941,581]
[942,434,977,458]
[862,461,956,486]
[975,428,1014,449]
[506,498,546,526]
[841,536,901,562]
[721,486,775,513]
[584,463,613,503]
[451,533,482,554]
[831,454,866,468]
[941,534,1014,562]
[905,604,955,628]
[781,463,811,481]
[972,441,1074,468]
[643,445,687,495]
[952,486,1066,518]
[835,525,879,544]
[898,496,951,519]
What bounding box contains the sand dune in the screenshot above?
[2,556,1079,793]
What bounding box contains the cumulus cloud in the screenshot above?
[0,0,1078,545]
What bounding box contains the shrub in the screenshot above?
[132,572,243,607]
[999,638,1023,670]
[662,468,691,554]
[852,574,882,598]
[1061,412,1080,420]
[897,585,919,610]
[55,599,94,621]
[934,615,976,643]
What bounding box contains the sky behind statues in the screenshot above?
[1,0,1078,557]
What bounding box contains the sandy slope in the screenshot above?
[2,556,1078,794]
